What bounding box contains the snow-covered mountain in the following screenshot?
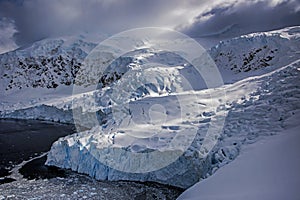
[0,35,99,115]
[1,26,300,189]
[210,26,300,82]
[1,26,299,91]
[0,36,95,91]
[1,26,299,119]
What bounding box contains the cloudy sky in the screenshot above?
[0,0,299,53]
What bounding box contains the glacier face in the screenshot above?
[46,128,208,188]
[1,27,300,188]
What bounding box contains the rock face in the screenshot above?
[209,26,300,82]
[0,38,92,91]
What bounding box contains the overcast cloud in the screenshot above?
[181,0,300,38]
[0,0,299,51]
[0,17,18,54]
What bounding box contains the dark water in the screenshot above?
[0,119,183,199]
[0,119,76,181]
[19,155,67,180]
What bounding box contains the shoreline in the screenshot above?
[0,119,183,199]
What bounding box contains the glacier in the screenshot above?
[0,26,300,189]
[45,59,300,188]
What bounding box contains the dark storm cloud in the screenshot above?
[0,0,182,46]
[0,0,299,48]
[181,0,300,38]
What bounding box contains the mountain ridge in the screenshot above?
[0,26,299,92]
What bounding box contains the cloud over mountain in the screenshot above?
[0,0,299,47]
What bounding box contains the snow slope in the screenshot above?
[210,26,300,83]
[177,112,300,200]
